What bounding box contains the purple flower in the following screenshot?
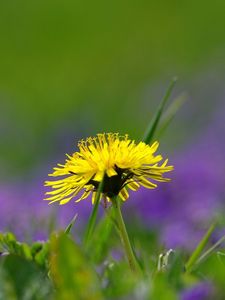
[128,105,225,250]
[0,177,92,241]
[180,282,214,300]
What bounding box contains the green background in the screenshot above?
[0,0,225,178]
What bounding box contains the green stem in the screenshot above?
[112,196,140,273]
[84,176,105,247]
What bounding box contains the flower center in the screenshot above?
[88,166,132,197]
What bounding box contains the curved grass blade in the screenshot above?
[142,77,177,144]
[185,222,216,273]
[64,213,78,234]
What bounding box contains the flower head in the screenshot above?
[44,133,173,205]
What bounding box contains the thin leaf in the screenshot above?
[64,213,78,234]
[157,92,187,138]
[195,235,225,266]
[142,77,177,144]
[185,222,216,273]
[83,175,105,246]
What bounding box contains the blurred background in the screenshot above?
[0,0,224,247]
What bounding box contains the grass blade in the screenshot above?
[142,77,177,144]
[64,213,78,234]
[185,222,216,273]
[157,92,187,138]
[196,235,225,266]
[83,175,105,247]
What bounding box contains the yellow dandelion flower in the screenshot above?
[44,133,173,205]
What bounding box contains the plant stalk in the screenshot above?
[84,176,105,247]
[112,196,140,273]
